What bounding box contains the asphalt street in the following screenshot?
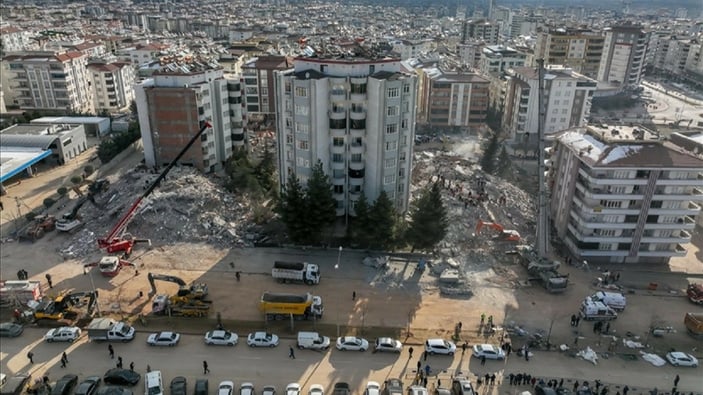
[2,328,702,394]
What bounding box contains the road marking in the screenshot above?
[236,356,264,360]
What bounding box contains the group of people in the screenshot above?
[507,372,535,386]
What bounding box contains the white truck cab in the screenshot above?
[297,331,330,350]
[588,291,626,311]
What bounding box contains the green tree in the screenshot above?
[225,152,261,196]
[254,147,276,193]
[405,182,448,252]
[303,161,337,244]
[57,187,68,196]
[480,132,500,175]
[350,193,372,247]
[368,191,397,250]
[496,146,513,179]
[277,173,308,243]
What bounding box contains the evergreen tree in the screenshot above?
[254,147,276,193]
[368,191,397,250]
[405,182,448,252]
[304,161,337,244]
[351,193,372,248]
[277,173,308,243]
[496,145,513,179]
[480,132,500,175]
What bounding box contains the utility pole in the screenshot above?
[536,59,549,259]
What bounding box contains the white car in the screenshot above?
[424,338,456,355]
[45,326,81,343]
[218,382,234,395]
[285,383,300,395]
[666,351,699,367]
[374,337,402,353]
[308,385,324,395]
[336,336,369,351]
[240,383,255,395]
[247,331,279,347]
[472,344,506,360]
[262,386,276,395]
[364,382,380,395]
[147,331,180,346]
[204,330,238,346]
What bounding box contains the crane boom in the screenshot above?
[97,121,212,254]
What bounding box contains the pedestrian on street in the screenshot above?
[524,349,530,362]
[235,271,241,281]
[117,356,123,369]
[352,291,356,301]
[674,375,679,387]
[408,346,414,358]
[559,379,564,388]
[424,364,431,376]
[27,352,34,364]
[605,322,611,333]
[458,322,463,331]
[423,350,428,361]
[574,336,579,345]
[575,316,581,326]
[571,314,576,326]
[108,344,114,359]
[480,313,485,325]
[485,374,491,385]
[61,352,68,364]
[417,360,422,371]
[506,343,512,355]
[203,360,209,374]
[573,381,580,392]
[437,379,441,388]
[481,355,486,365]
[623,386,629,395]
[60,357,66,368]
[516,374,523,386]
[462,343,467,354]
[490,374,496,385]
[147,365,151,373]
[422,377,428,387]
[508,374,514,385]
[130,362,134,371]
[45,273,53,288]
[289,346,296,359]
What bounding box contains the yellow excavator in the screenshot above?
[33,290,98,327]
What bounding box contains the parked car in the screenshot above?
[0,322,23,337]
[218,382,234,395]
[204,330,238,346]
[75,376,101,395]
[332,384,350,395]
[364,382,380,395]
[246,332,279,347]
[336,336,369,351]
[666,351,699,367]
[146,331,180,346]
[96,388,133,395]
[285,384,300,395]
[262,387,275,395]
[382,379,403,395]
[472,344,505,360]
[103,369,140,386]
[194,380,209,395]
[240,383,255,395]
[407,387,427,395]
[170,377,187,395]
[45,327,81,343]
[50,374,78,395]
[374,338,402,353]
[424,338,456,355]
[308,385,324,395]
[0,374,31,395]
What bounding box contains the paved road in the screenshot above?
[2,328,701,394]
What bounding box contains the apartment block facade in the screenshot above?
[597,25,648,88]
[1,51,93,113]
[534,28,605,79]
[418,68,489,128]
[87,60,136,113]
[550,125,703,264]
[503,66,596,141]
[241,55,293,118]
[479,45,527,76]
[134,63,246,172]
[461,19,500,45]
[274,55,417,217]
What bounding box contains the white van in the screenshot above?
[297,331,330,350]
[145,371,163,395]
[579,300,617,321]
[588,291,626,311]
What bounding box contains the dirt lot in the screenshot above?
[1,143,702,361]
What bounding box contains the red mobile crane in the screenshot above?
[97,122,212,256]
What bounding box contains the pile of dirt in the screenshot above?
[60,166,262,259]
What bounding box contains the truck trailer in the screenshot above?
[259,292,323,321]
[86,318,135,342]
[271,261,320,285]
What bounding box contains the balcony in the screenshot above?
[350,128,365,138]
[330,128,346,137]
[569,209,637,229]
[653,187,703,201]
[636,244,687,257]
[331,160,345,170]
[642,216,696,230]
[349,161,365,171]
[329,110,346,120]
[641,230,691,243]
[572,196,640,215]
[350,110,366,120]
[567,223,632,243]
[330,143,345,154]
[577,168,647,186]
[330,89,346,101]
[350,142,364,154]
[575,180,643,200]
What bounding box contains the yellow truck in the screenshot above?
[259,292,323,321]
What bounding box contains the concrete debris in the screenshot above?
[639,351,666,367]
[59,166,260,259]
[576,346,599,365]
[623,339,644,348]
[438,269,461,284]
[363,256,390,269]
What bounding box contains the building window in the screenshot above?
[333,153,344,162]
[333,137,344,147]
[285,81,292,93]
[386,124,398,134]
[334,185,344,194]
[295,87,307,97]
[401,119,408,129]
[384,175,396,184]
[385,141,397,151]
[387,87,399,98]
[385,158,396,168]
[298,140,309,150]
[295,104,309,116]
[351,153,362,162]
[387,106,399,116]
[286,134,293,144]
[296,123,310,134]
[599,200,622,208]
[403,84,410,93]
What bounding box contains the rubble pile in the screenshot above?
[60,166,260,259]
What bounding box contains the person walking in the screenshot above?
[674,375,680,387]
[45,273,53,289]
[417,360,422,371]
[352,291,356,301]
[424,364,431,377]
[108,344,114,359]
[289,346,296,359]
[130,362,134,371]
[408,346,414,359]
[117,356,123,369]
[575,316,581,326]
[203,361,209,374]
[423,350,428,361]
[573,381,580,392]
[623,386,629,395]
[61,352,68,364]
[571,314,577,326]
[481,355,486,365]
[490,374,496,385]
[27,352,34,364]
[235,271,241,281]
[480,313,486,325]
[60,357,67,368]
[462,343,467,354]
[524,348,530,362]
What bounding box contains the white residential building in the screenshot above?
[88,60,136,113]
[1,51,93,113]
[479,45,527,76]
[0,27,34,54]
[274,51,417,217]
[597,25,648,88]
[549,125,703,264]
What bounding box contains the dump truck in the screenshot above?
[686,284,703,305]
[18,215,56,242]
[86,318,135,342]
[151,294,211,317]
[684,312,703,338]
[259,292,323,321]
[271,261,320,285]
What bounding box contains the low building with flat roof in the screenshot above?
[0,123,87,166]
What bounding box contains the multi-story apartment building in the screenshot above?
[503,66,596,141]
[0,26,34,54]
[417,67,489,128]
[479,45,527,76]
[461,19,500,45]
[1,51,93,113]
[125,42,168,66]
[87,60,136,113]
[241,55,293,119]
[134,61,246,172]
[274,49,417,217]
[393,39,434,61]
[549,124,703,264]
[534,27,605,79]
[457,41,485,69]
[597,25,648,88]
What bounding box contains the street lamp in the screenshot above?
[335,246,342,269]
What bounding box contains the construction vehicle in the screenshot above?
[18,214,57,242]
[147,273,208,300]
[475,220,521,242]
[83,256,136,277]
[32,291,98,327]
[151,294,211,317]
[0,280,43,308]
[259,292,323,321]
[516,245,569,293]
[97,122,211,256]
[686,284,703,305]
[56,196,89,232]
[684,312,703,338]
[271,261,320,285]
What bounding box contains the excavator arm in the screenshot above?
[147,273,187,296]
